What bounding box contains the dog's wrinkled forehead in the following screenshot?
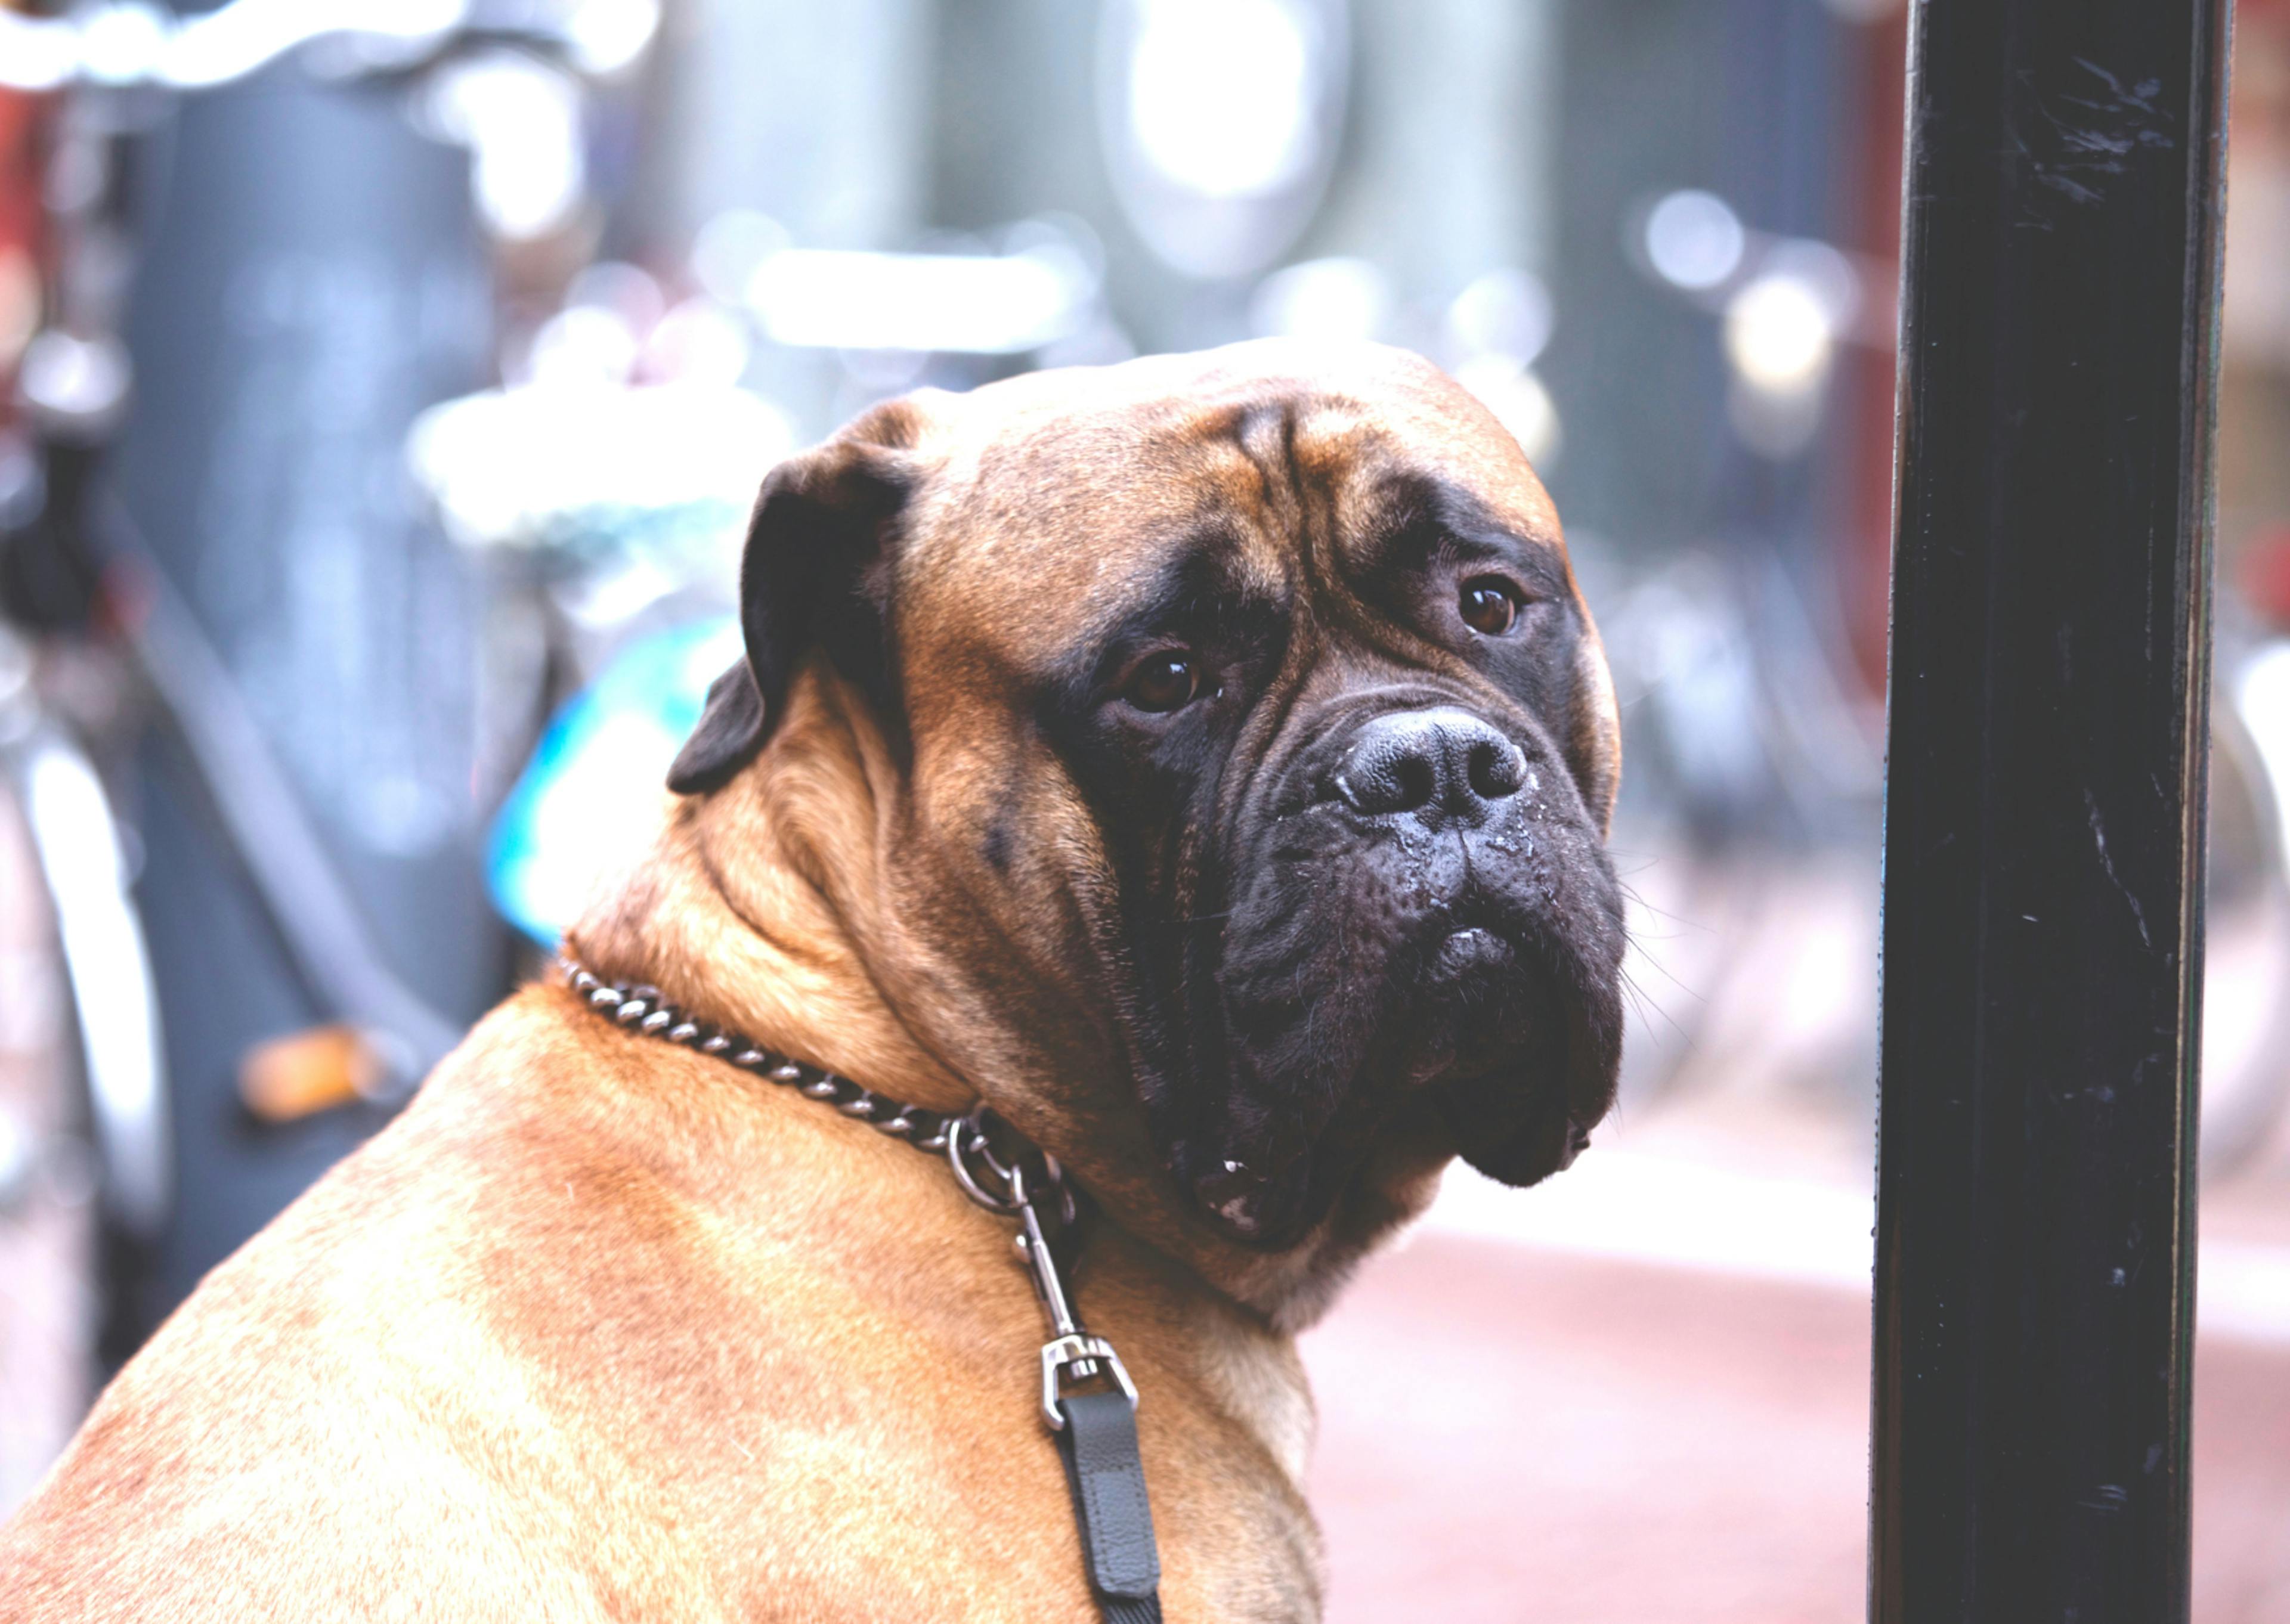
[893,342,1572,667]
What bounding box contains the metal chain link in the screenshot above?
[557,957,958,1154]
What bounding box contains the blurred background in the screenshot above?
[1,0,2288,1616]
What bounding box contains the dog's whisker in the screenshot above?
[1617,939,1709,1008]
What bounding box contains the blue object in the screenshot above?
[487,618,742,944]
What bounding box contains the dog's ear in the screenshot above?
[668,401,929,794]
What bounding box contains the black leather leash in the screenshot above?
[1055,1391,1165,1622]
[957,1122,1164,1622]
[559,960,1162,1622]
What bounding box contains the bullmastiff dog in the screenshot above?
[0,339,1624,1621]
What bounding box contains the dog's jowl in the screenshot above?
[0,340,1624,1624]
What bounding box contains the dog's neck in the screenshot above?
[568,671,976,1118]
[570,664,1446,1332]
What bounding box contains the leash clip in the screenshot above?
[950,1107,1138,1431]
[1013,1159,1139,1430]
[1041,1334,1138,1431]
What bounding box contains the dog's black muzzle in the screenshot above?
[1178,699,1626,1247]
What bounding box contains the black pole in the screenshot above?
[104,70,503,1354]
[1871,0,2229,1618]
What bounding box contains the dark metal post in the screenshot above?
[104,69,502,1352]
[1871,0,2229,1618]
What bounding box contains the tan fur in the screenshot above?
[0,340,1616,1622]
[0,992,1319,1620]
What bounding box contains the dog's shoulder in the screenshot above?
[0,985,1326,1622]
[0,987,794,1621]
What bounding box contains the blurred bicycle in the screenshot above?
[0,0,659,1362]
[1596,523,2290,1179]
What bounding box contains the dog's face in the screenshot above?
[673,340,1623,1283]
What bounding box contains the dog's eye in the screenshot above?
[1458,577,1522,636]
[1123,652,1203,713]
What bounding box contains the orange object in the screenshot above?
[238,1025,380,1123]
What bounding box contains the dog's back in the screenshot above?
[0,987,1319,1623]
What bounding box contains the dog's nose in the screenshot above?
[1335,707,1527,825]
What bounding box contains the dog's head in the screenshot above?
[671,340,1623,1315]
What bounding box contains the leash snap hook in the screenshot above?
[1041,1333,1138,1431]
[952,1106,1134,1433]
[1015,1160,1137,1431]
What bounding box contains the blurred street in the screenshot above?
[1308,1092,2290,1623]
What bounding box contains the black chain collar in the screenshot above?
[558,957,963,1152]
